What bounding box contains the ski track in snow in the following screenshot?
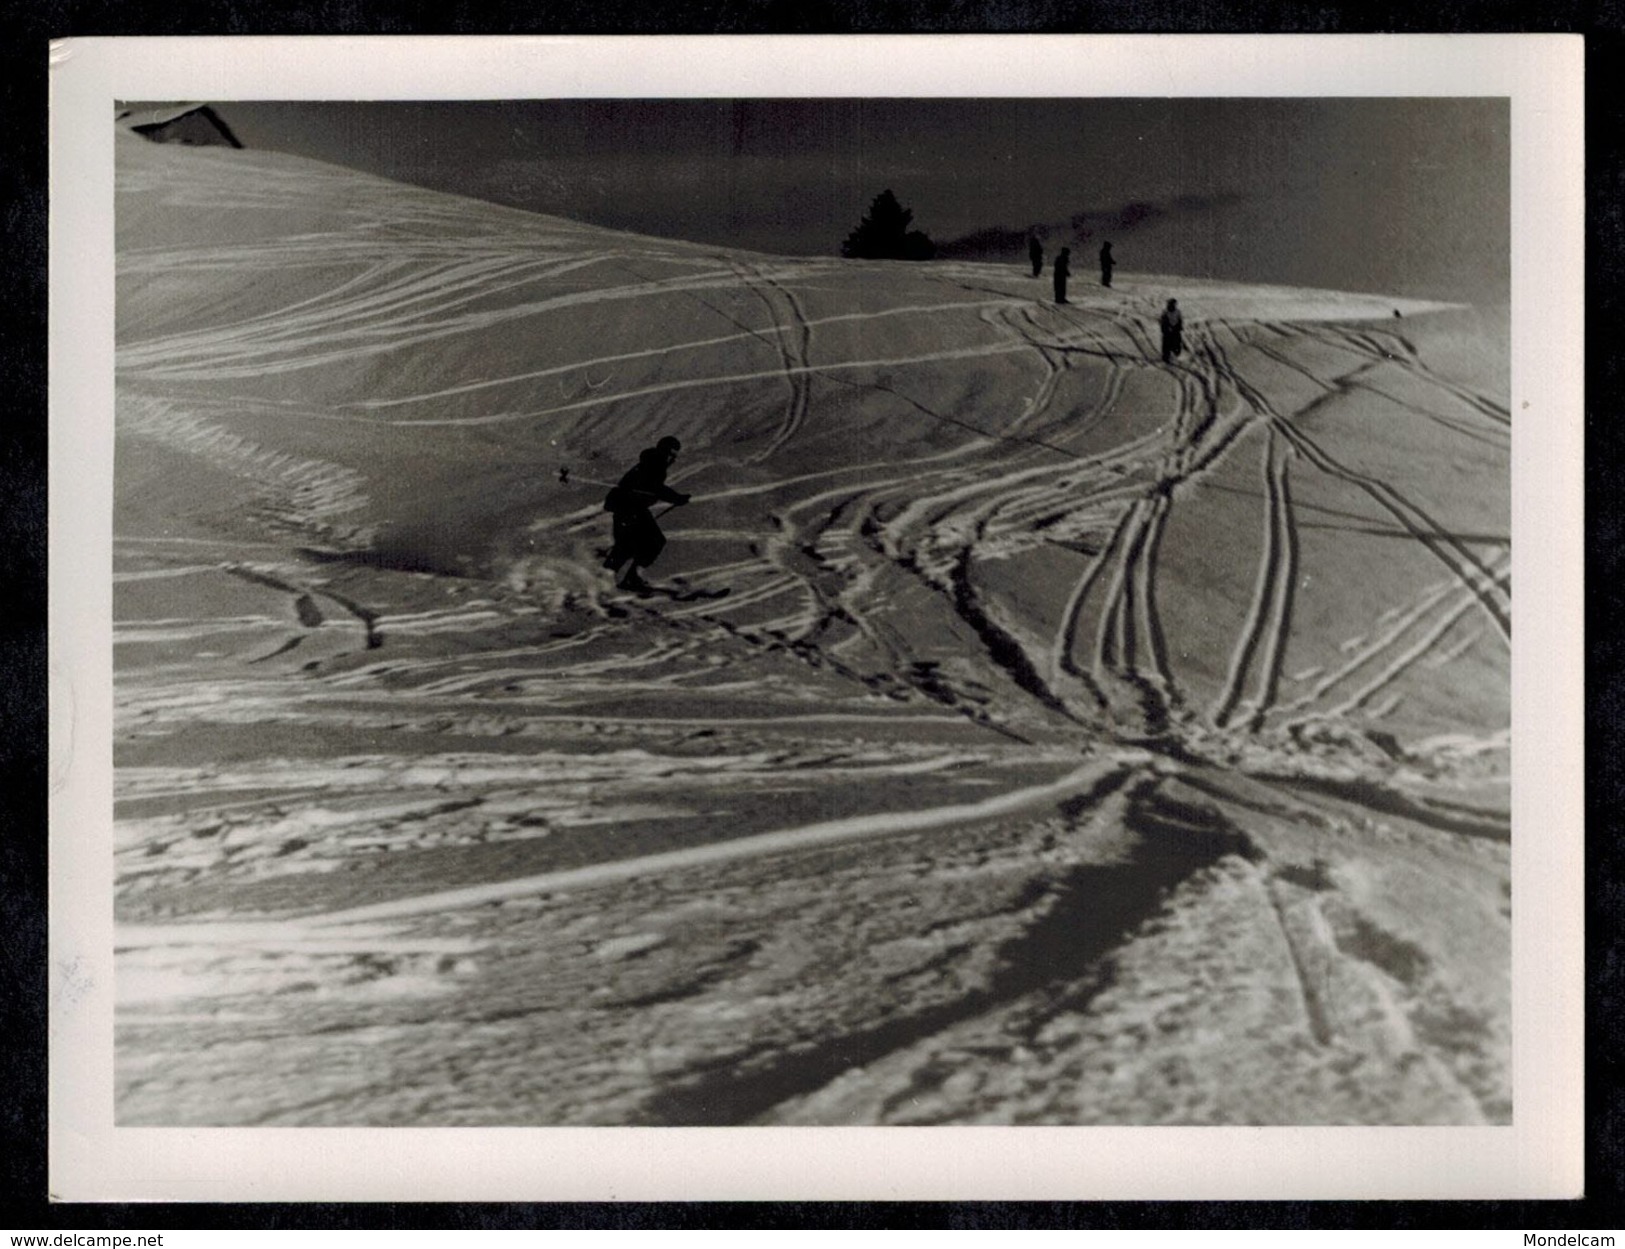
[113,141,1511,1127]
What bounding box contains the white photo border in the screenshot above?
[48,33,1585,1201]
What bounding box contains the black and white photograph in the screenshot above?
[49,35,1583,1200]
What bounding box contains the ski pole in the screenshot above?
[558,466,620,490]
[560,466,687,510]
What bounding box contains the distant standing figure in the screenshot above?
[1029,235,1044,278]
[602,435,691,591]
[1159,298,1184,363]
[1099,241,1115,288]
[1053,247,1071,304]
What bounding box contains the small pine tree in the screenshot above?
[841,189,936,260]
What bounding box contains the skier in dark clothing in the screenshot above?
[1159,298,1184,363]
[1053,247,1071,304]
[602,435,690,591]
[1099,241,1115,288]
[1028,235,1044,278]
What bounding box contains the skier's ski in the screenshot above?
[624,582,731,602]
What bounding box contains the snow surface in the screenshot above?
[113,132,1510,1126]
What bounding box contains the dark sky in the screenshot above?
[208,99,1509,304]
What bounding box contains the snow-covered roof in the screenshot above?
[117,103,208,128]
[120,103,243,149]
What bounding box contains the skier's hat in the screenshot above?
[657,436,681,454]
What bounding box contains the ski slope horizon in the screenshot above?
[113,129,1512,1126]
[201,97,1513,307]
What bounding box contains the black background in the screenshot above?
[3,0,1617,1232]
